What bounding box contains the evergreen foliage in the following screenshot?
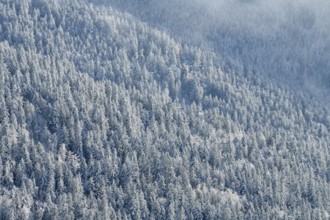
[0,0,329,219]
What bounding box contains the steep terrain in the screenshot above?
[0,0,329,219]
[93,0,330,101]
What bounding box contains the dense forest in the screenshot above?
[93,0,330,100]
[0,0,329,219]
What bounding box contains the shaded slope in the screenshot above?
[91,0,330,102]
[0,0,329,219]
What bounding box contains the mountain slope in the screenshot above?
[92,0,330,102]
[0,0,329,219]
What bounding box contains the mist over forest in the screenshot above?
[94,0,330,101]
[0,0,329,219]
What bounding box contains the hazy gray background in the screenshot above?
[92,0,330,101]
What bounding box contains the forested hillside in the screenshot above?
[0,0,329,219]
[93,0,330,101]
